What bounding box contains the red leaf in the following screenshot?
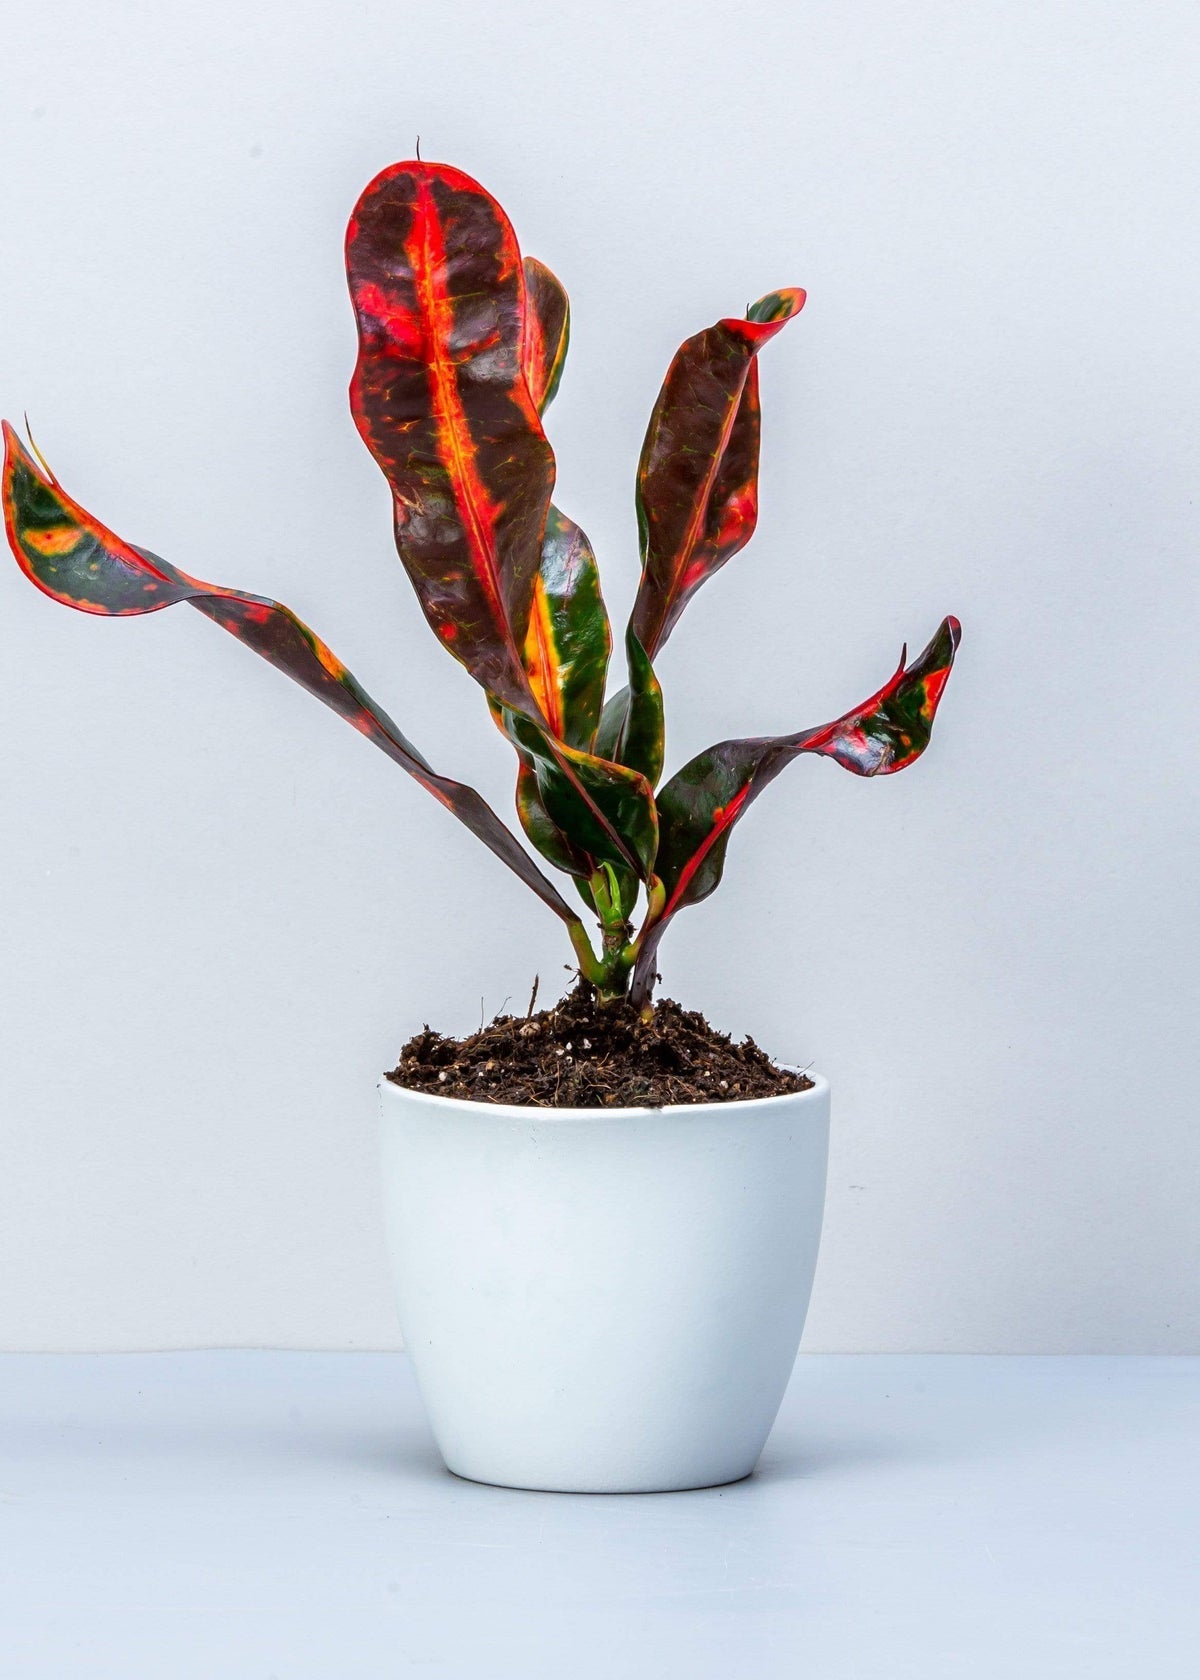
[629,618,961,1004]
[347,161,555,715]
[630,288,805,659]
[522,257,570,414]
[2,422,583,930]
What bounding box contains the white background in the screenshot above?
[0,0,1195,1352]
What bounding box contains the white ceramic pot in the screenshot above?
[378,1075,830,1493]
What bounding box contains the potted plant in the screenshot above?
[3,159,959,1492]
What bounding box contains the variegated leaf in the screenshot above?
[594,627,665,787]
[522,257,570,415]
[2,422,584,930]
[521,505,610,751]
[629,617,961,1003]
[347,160,554,715]
[630,287,805,659]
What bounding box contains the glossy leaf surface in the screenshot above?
[348,164,647,882]
[594,628,665,787]
[519,261,608,743]
[505,709,658,879]
[347,160,554,715]
[5,149,964,1011]
[514,261,633,875]
[521,505,610,750]
[629,617,961,1002]
[511,757,639,938]
[522,257,570,414]
[515,761,590,876]
[630,287,805,659]
[2,423,583,929]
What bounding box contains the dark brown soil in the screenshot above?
[386,982,813,1109]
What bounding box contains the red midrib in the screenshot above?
[662,782,752,919]
[409,179,511,645]
[652,353,751,652]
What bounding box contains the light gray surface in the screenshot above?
[2,0,1199,1353]
[0,1353,1195,1677]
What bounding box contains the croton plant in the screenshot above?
[3,161,959,1012]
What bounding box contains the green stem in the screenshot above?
[586,865,635,1000]
[566,918,606,990]
[572,872,667,1006]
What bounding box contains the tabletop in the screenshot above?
[1,1351,1195,1677]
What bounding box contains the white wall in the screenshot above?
[0,0,1196,1352]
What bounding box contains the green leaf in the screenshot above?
[522,506,610,750]
[594,628,665,787]
[512,759,593,880]
[506,709,659,882]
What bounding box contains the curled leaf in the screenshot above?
[522,257,570,415]
[629,617,961,1003]
[631,288,805,659]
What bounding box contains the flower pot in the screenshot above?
[378,1075,830,1493]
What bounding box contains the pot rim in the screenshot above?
[378,1067,828,1123]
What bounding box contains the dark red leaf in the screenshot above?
[522,257,570,414]
[2,422,583,930]
[629,617,961,1003]
[348,164,650,880]
[347,160,554,715]
[630,288,805,659]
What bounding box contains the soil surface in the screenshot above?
[386,982,813,1109]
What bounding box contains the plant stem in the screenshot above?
[571,872,667,1006]
[567,918,606,991]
